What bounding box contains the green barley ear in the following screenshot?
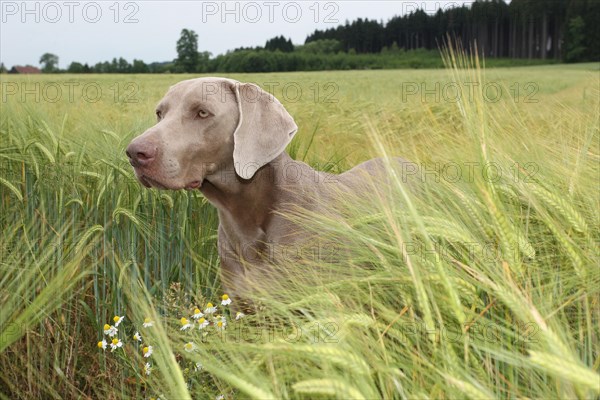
[418,216,476,244]
[527,183,589,234]
[29,141,56,164]
[263,343,371,376]
[0,177,23,203]
[74,224,104,255]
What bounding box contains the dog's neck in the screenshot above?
[200,152,294,239]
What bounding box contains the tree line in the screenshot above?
[305,0,599,62]
[4,0,597,74]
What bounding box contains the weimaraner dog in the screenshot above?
[126,77,416,307]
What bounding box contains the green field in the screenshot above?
[1,60,599,399]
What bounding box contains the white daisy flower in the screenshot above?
[183,342,196,352]
[204,302,217,314]
[113,315,125,327]
[97,339,107,350]
[192,308,204,320]
[109,338,123,352]
[143,345,153,358]
[221,294,232,306]
[215,316,227,331]
[235,312,245,320]
[216,395,225,400]
[180,317,192,331]
[133,331,142,342]
[194,361,203,372]
[103,324,118,337]
[144,362,152,376]
[143,317,154,328]
[197,317,209,329]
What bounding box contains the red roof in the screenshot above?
[11,66,41,74]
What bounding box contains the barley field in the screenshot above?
[0,57,599,399]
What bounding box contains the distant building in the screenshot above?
[9,65,41,74]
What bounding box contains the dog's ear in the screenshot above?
[231,82,298,180]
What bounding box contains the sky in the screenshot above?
[0,1,478,68]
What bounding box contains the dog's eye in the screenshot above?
[198,110,209,119]
[156,110,162,120]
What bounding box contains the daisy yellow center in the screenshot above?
[97,341,103,348]
[143,346,149,354]
[144,317,151,323]
[199,317,205,323]
[181,317,188,325]
[113,316,120,322]
[104,324,110,330]
[222,294,229,300]
[112,338,119,345]
[206,302,213,308]
[185,343,192,350]
[217,321,223,327]
[194,308,201,314]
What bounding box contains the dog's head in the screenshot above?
[126,77,297,190]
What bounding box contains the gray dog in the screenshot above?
[127,77,416,305]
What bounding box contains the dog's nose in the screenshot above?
[126,141,156,167]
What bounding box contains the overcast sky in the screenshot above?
[0,1,478,68]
